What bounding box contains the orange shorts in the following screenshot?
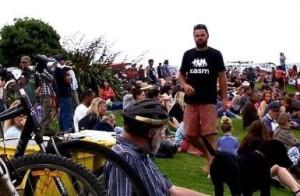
[184,104,217,137]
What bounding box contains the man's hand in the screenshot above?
[183,84,195,96]
[221,98,228,109]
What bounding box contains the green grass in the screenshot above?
[285,84,297,94]
[57,109,299,194]
[154,118,298,195]
[113,111,296,195]
[94,85,299,194]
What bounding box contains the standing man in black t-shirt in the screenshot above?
[178,24,228,175]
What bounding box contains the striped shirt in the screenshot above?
[105,136,172,196]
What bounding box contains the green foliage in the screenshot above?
[0,17,63,66]
[62,35,123,100]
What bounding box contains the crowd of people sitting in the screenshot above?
[3,53,300,194]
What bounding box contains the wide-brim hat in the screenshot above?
[242,81,250,87]
[140,82,153,91]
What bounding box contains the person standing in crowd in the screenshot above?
[137,64,145,81]
[276,66,285,90]
[280,52,287,71]
[19,56,39,104]
[105,99,207,196]
[66,61,79,109]
[146,59,157,84]
[53,54,74,132]
[178,24,227,174]
[35,61,56,135]
[162,59,172,81]
[157,62,164,79]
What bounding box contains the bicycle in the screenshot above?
[1,59,149,195]
[0,67,103,195]
[32,55,149,196]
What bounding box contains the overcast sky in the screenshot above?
[1,0,300,66]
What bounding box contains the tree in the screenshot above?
[0,17,63,66]
[62,35,124,100]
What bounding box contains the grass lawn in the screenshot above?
[155,117,300,195]
[115,111,300,195]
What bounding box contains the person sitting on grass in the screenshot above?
[3,100,27,138]
[174,122,204,156]
[73,89,95,132]
[273,112,300,150]
[105,99,208,196]
[78,97,107,130]
[217,115,239,155]
[238,120,300,195]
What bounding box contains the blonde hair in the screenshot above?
[87,97,105,117]
[170,91,185,111]
[3,100,22,131]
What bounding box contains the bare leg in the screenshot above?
[185,134,217,173]
[271,165,300,192]
[205,134,217,169]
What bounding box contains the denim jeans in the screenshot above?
[59,97,73,132]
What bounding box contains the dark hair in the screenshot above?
[132,87,143,100]
[80,89,94,101]
[193,24,209,36]
[160,84,171,95]
[239,120,270,151]
[146,87,160,99]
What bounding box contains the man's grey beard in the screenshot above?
[150,138,161,154]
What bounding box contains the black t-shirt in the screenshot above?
[54,68,71,98]
[180,47,225,104]
[169,103,184,123]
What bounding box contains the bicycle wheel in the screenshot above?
[8,153,103,196]
[51,139,149,196]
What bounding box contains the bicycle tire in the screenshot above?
[8,153,103,196]
[52,139,149,196]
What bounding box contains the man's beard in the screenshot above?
[150,137,162,154]
[196,39,207,49]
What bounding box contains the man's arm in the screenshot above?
[218,71,228,107]
[178,72,195,96]
[169,185,208,196]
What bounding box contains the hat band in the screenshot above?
[135,115,168,125]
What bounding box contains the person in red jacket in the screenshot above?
[98,80,116,101]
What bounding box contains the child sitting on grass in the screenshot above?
[217,115,239,155]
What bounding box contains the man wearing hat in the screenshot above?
[178,24,228,174]
[262,101,281,133]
